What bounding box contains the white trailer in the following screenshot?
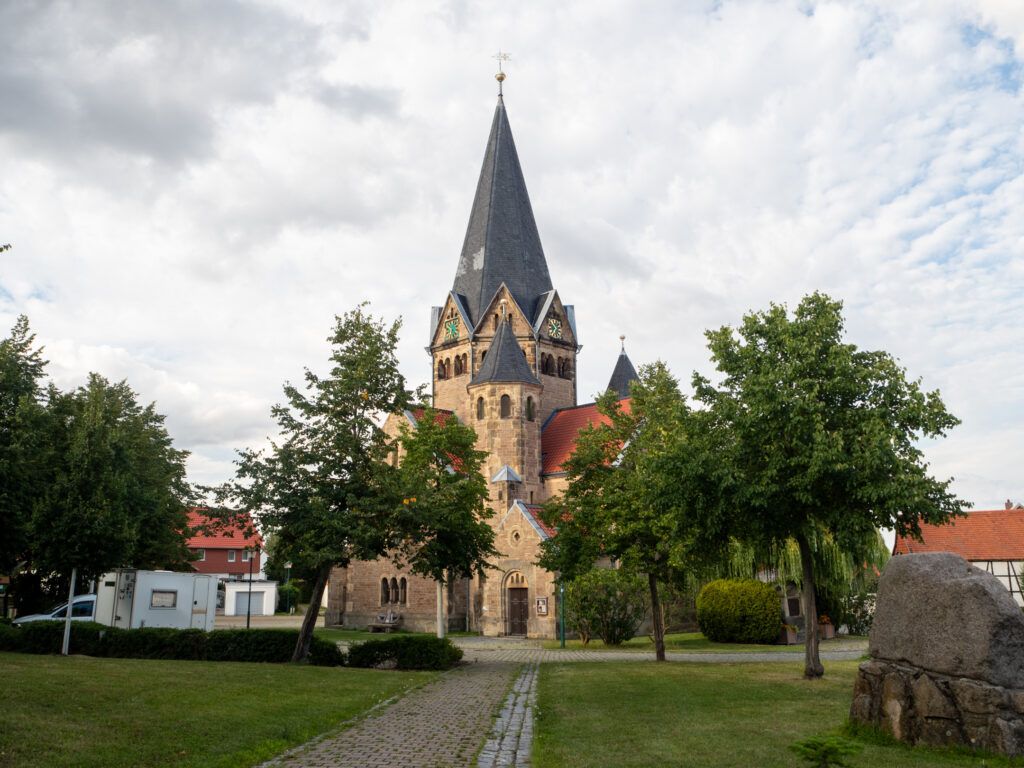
[95,569,218,631]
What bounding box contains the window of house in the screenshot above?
[476,397,485,419]
[390,578,399,605]
[500,394,511,418]
[399,578,407,605]
[437,360,446,380]
[242,549,251,562]
[228,550,236,562]
[526,396,535,421]
[195,549,205,562]
[787,596,801,617]
[381,578,390,605]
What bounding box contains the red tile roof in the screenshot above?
[893,509,1024,561]
[540,398,631,475]
[187,508,263,550]
[523,503,557,539]
[408,407,454,426]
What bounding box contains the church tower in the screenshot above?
[429,92,579,447]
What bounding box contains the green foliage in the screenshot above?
[790,736,862,767]
[276,582,301,612]
[0,621,344,665]
[696,579,780,644]
[565,568,648,646]
[395,406,495,584]
[346,635,463,670]
[694,292,966,675]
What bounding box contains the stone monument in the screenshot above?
[850,552,1024,755]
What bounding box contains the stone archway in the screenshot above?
[504,571,529,636]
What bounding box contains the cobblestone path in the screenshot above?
[456,646,867,664]
[261,661,517,768]
[477,663,538,768]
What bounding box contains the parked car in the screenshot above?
[12,594,96,625]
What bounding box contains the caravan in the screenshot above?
[95,569,218,631]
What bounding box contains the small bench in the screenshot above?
[368,610,402,633]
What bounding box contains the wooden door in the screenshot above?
[508,587,529,636]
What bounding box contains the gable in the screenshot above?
[430,293,473,349]
[534,290,576,347]
[475,283,534,339]
[499,500,554,541]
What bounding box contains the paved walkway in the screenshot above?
[477,663,538,768]
[261,661,517,768]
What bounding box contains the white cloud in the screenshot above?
[1,0,1022,511]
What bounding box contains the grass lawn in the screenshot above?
[0,652,435,768]
[541,631,866,653]
[315,627,478,644]
[533,661,1020,768]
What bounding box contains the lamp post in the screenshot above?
[559,581,566,649]
[284,561,292,615]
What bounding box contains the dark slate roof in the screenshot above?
[606,350,639,398]
[471,317,539,385]
[452,97,553,329]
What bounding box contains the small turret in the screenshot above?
[606,335,639,398]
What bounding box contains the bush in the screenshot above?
[565,568,648,646]
[696,579,780,644]
[0,622,344,666]
[347,635,462,670]
[276,582,301,613]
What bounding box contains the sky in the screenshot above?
[1,0,1022,513]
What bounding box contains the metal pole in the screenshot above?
[285,562,291,615]
[61,567,77,656]
[559,582,566,649]
[246,549,253,630]
[436,580,445,639]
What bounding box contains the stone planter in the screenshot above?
[818,622,835,640]
[779,626,799,645]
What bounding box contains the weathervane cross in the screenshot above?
[493,50,511,95]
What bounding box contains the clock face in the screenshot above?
[444,319,459,341]
[548,318,563,339]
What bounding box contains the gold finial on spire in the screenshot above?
[493,50,511,95]
[620,334,626,352]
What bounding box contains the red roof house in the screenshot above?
[187,508,264,580]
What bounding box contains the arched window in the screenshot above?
[380,578,389,605]
[454,356,462,375]
[462,353,469,374]
[561,359,572,379]
[476,397,485,420]
[500,394,511,418]
[526,396,535,422]
[480,350,487,365]
[445,358,451,378]
[399,578,407,605]
[437,360,446,380]
[493,314,499,330]
[390,578,399,605]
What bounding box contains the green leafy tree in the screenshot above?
[694,292,966,678]
[540,363,732,661]
[564,568,647,646]
[0,316,48,578]
[395,406,495,638]
[31,374,193,585]
[220,305,411,662]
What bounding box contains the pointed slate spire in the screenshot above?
[453,98,553,329]
[472,316,539,385]
[607,337,639,398]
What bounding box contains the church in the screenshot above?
[325,84,639,638]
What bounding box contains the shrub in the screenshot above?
[276,582,301,612]
[0,622,344,666]
[565,569,648,646]
[347,635,462,670]
[790,736,862,767]
[696,579,780,644]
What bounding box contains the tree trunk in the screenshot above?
[796,532,824,679]
[648,572,666,662]
[292,563,331,663]
[436,580,445,639]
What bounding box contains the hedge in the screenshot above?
[347,635,463,670]
[696,579,781,644]
[0,621,345,666]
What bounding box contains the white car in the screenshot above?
[12,594,96,625]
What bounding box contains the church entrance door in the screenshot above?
[507,588,529,636]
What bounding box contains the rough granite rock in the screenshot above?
[869,552,1024,688]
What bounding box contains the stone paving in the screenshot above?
[260,661,517,768]
[477,662,538,768]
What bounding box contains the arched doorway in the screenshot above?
[505,571,529,636]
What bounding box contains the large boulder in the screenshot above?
[870,552,1024,688]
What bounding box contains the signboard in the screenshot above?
[535,597,548,616]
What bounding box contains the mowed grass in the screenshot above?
[534,661,1021,768]
[0,652,435,768]
[541,631,866,653]
[315,627,478,644]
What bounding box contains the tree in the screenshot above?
[395,406,495,638]
[31,374,194,584]
[220,305,411,662]
[694,292,966,678]
[540,363,731,661]
[0,316,48,578]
